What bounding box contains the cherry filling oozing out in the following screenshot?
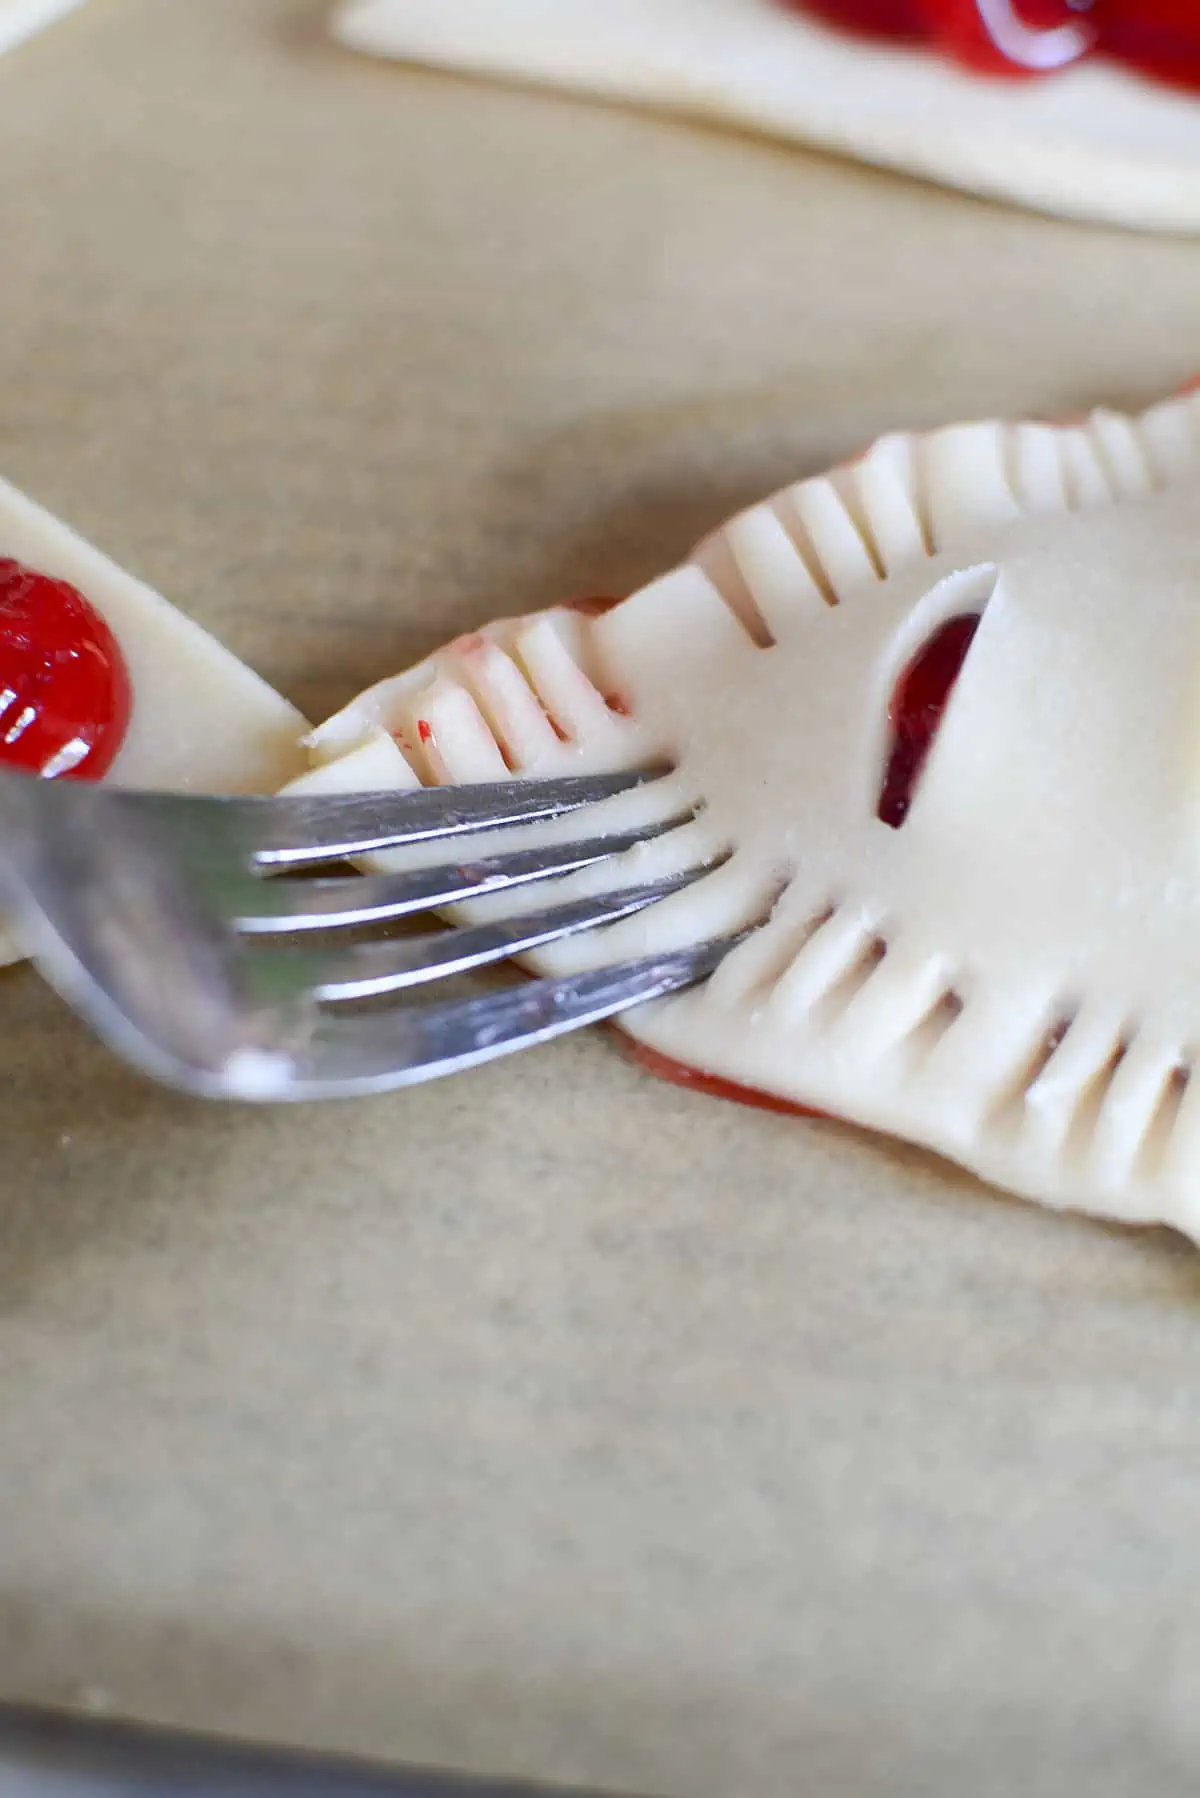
[617,1033,828,1118]
[788,0,1200,89]
[0,559,132,780]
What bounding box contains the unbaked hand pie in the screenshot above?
[331,0,1200,235]
[286,386,1200,1237]
[0,474,308,966]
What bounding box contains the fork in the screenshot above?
[0,766,739,1100]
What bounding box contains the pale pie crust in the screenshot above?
[0,476,309,965]
[332,0,1200,236]
[0,0,89,57]
[286,388,1200,1236]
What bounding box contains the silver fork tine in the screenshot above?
[295,937,739,1097]
[199,770,662,868]
[234,825,682,933]
[261,868,712,1001]
[0,766,740,1101]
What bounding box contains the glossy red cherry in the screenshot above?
[0,559,132,780]
[795,0,1094,68]
[926,0,1095,75]
[788,0,1200,86]
[798,0,928,39]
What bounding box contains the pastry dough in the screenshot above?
[288,387,1200,1236]
[331,0,1200,235]
[0,0,88,57]
[0,475,309,965]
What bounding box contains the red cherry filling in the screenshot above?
[789,0,1200,87]
[0,559,132,780]
[796,0,928,42]
[930,0,1095,74]
[563,595,623,616]
[620,1034,828,1117]
[1103,6,1200,88]
[796,0,1094,71]
[878,612,980,828]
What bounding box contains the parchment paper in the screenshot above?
[2,4,1200,1795]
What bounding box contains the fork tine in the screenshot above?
[294,935,740,1095]
[258,868,712,1000]
[232,769,665,867]
[234,824,684,933]
[0,764,739,1104]
[0,767,668,871]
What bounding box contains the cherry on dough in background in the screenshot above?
[331,0,1200,233]
[795,0,1200,86]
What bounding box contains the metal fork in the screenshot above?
[0,766,738,1100]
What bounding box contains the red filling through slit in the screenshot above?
[615,612,980,1113]
[878,612,980,829]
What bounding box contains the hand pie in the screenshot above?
[288,387,1200,1237]
[331,0,1200,235]
[0,474,308,966]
